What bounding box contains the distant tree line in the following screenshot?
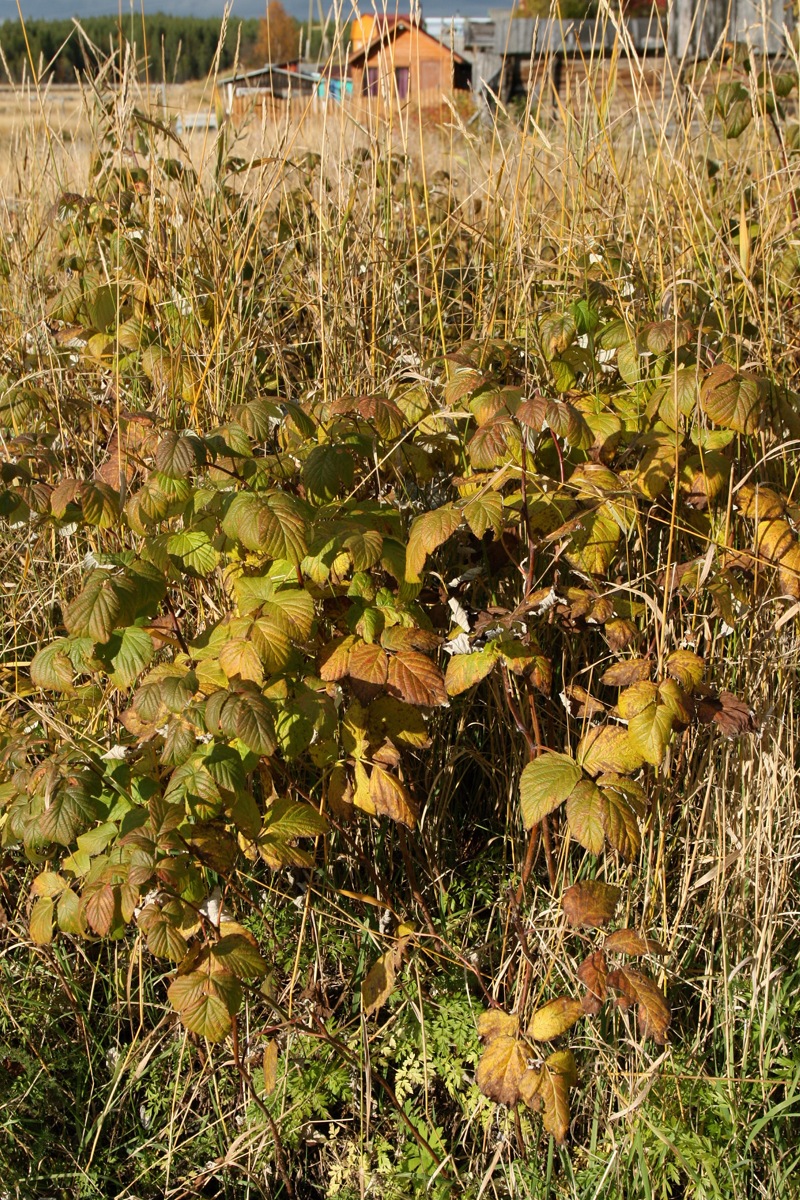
[0,12,308,85]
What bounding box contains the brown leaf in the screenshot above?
[369,765,418,829]
[604,619,639,652]
[477,1009,519,1042]
[600,659,652,687]
[563,684,606,719]
[476,1034,527,1106]
[577,951,608,1014]
[605,929,666,957]
[562,880,621,928]
[387,650,448,707]
[694,690,756,737]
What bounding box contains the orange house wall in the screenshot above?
[350,26,461,107]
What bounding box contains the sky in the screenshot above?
[0,0,499,21]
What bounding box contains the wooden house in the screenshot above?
[217,62,320,123]
[348,13,471,112]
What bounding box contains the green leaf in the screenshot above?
[57,887,83,934]
[212,931,268,979]
[80,481,120,529]
[168,966,242,1041]
[38,785,102,846]
[263,797,328,840]
[700,364,764,434]
[30,640,74,691]
[234,689,277,756]
[64,572,124,643]
[405,504,462,582]
[565,779,606,854]
[261,587,315,639]
[103,625,154,687]
[303,444,355,501]
[167,530,219,577]
[155,431,204,477]
[620,684,674,766]
[519,752,582,830]
[463,490,504,539]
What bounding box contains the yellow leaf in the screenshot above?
[263,1040,279,1095]
[528,997,584,1041]
[476,1034,527,1106]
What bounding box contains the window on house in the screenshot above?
[394,66,409,100]
[364,66,379,97]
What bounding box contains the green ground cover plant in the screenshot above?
[0,18,799,1200]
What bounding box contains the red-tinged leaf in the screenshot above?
[82,884,116,935]
[562,881,621,928]
[468,414,519,469]
[476,1034,527,1106]
[577,951,608,1014]
[607,966,670,1043]
[138,903,188,961]
[605,929,667,957]
[319,635,356,681]
[168,966,242,1042]
[387,650,448,707]
[347,641,389,702]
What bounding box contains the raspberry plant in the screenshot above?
[1,82,797,1168]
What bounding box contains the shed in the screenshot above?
[217,62,320,122]
[348,13,471,110]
